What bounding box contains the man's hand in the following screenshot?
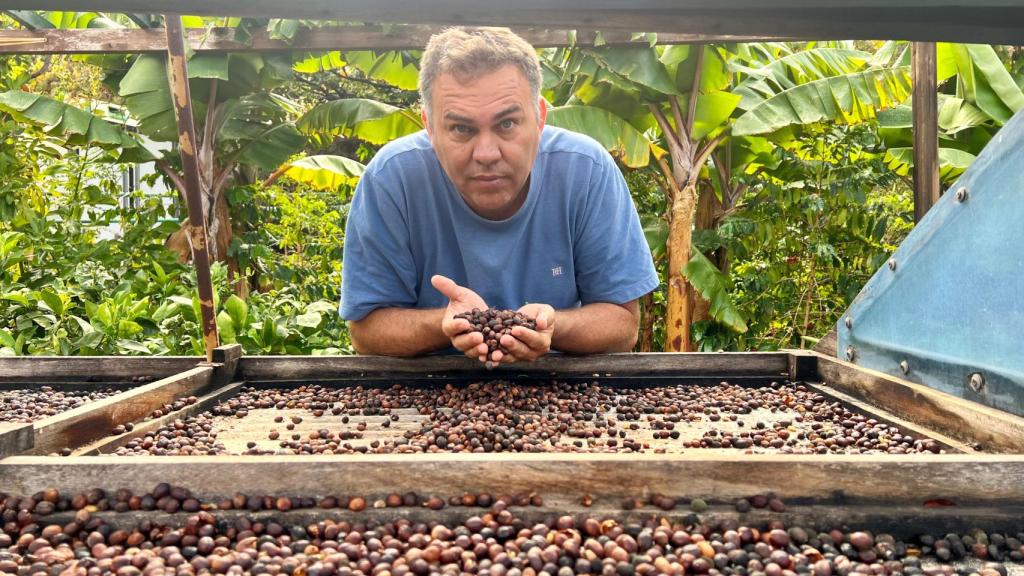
[491,303,555,364]
[430,275,490,360]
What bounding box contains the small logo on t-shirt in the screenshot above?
[551,266,563,277]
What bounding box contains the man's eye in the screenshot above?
[452,125,471,135]
[499,119,517,130]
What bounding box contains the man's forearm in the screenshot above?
[347,308,449,357]
[551,301,639,354]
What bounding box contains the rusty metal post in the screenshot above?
[912,41,940,223]
[164,15,220,362]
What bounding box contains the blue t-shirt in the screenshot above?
[340,126,659,321]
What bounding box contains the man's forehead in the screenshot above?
[440,64,525,86]
[442,103,524,123]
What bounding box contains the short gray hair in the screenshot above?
[419,27,543,120]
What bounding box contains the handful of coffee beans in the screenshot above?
[454,308,536,368]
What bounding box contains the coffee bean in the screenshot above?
[454,308,537,362]
[0,386,123,424]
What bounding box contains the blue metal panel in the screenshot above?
[838,110,1024,416]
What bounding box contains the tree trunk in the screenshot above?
[665,181,697,352]
[690,182,724,326]
[162,180,240,298]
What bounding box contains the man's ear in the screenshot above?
[421,109,431,138]
[538,98,548,129]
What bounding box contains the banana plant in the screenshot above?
[875,43,1024,184]
[4,14,416,272]
[113,51,307,272]
[543,40,913,350]
[263,154,366,192]
[296,97,422,147]
[0,91,159,162]
[683,248,748,334]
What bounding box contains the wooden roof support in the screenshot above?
[0,26,795,55]
[912,41,940,223]
[9,2,1024,45]
[164,15,220,363]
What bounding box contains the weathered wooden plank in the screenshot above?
[237,353,791,382]
[912,41,940,222]
[28,367,214,456]
[0,423,33,458]
[166,16,221,363]
[29,504,1024,540]
[73,380,245,456]
[210,344,243,386]
[0,26,793,55]
[785,349,819,381]
[815,354,1024,453]
[808,382,975,454]
[12,2,1024,45]
[0,356,201,383]
[4,454,1023,505]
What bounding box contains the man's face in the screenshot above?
[424,65,546,220]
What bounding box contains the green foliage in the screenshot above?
[732,67,912,136]
[344,51,420,91]
[883,147,976,182]
[682,249,748,334]
[215,292,348,355]
[872,44,1023,181]
[0,122,184,355]
[698,124,914,351]
[228,181,347,304]
[297,98,421,145]
[0,91,157,161]
[545,106,653,168]
[275,155,366,191]
[3,18,1019,358]
[0,117,351,356]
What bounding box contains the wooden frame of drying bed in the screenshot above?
[1,349,1022,535]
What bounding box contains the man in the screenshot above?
[340,27,658,364]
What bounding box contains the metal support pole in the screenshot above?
[912,41,940,223]
[164,15,220,362]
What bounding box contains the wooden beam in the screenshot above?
[0,356,202,383]
[164,16,220,363]
[912,41,940,222]
[9,3,1024,45]
[28,366,214,455]
[0,26,795,55]
[73,380,244,456]
[785,349,818,381]
[814,353,1024,454]
[3,453,1024,506]
[210,344,243,386]
[237,352,791,382]
[0,423,33,458]
[22,502,1024,538]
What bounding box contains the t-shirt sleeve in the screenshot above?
[339,169,419,321]
[573,156,660,305]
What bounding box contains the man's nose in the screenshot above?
[471,131,501,165]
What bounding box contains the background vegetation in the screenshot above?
[1,15,1021,356]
